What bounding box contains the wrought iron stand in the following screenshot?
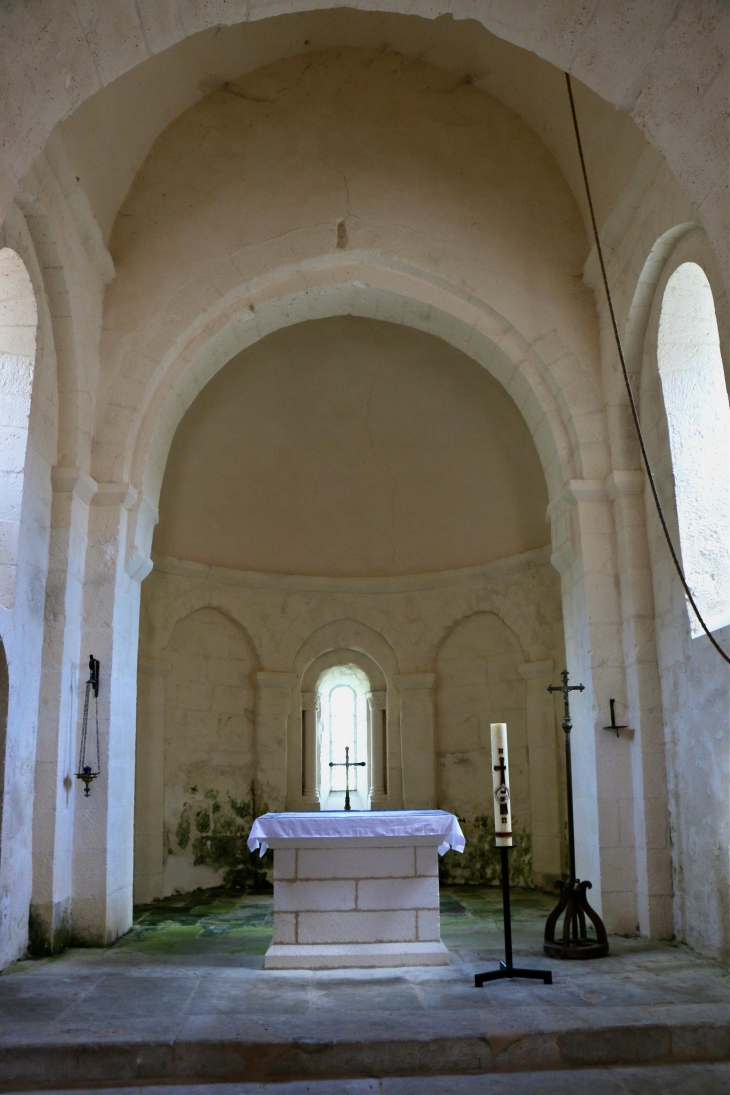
[475,846,552,986]
[543,669,608,959]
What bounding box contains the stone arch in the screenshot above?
[636,229,730,956]
[150,588,260,664]
[0,243,37,608]
[638,229,730,566]
[135,605,259,902]
[656,263,729,636]
[13,192,87,471]
[302,649,387,810]
[290,619,401,810]
[293,617,400,682]
[124,256,597,573]
[1,3,725,275]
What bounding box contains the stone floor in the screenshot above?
[1,887,729,1092]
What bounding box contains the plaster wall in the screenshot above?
[136,548,566,900]
[637,232,730,960]
[0,204,60,967]
[578,138,729,957]
[95,45,605,495]
[0,2,725,277]
[155,315,549,576]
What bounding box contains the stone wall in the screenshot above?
[136,547,566,900]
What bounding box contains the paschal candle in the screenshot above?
[490,723,513,847]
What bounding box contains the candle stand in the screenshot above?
[475,845,552,986]
[543,669,609,959]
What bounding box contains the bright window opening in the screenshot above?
[317,664,369,810]
[657,262,730,635]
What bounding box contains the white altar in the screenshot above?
[248,810,465,969]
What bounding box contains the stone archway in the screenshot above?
[1,3,726,275]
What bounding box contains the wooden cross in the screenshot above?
[329,745,366,811]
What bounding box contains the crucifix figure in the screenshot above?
[329,745,366,811]
[543,668,608,959]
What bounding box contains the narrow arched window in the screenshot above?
[328,685,358,791]
[657,262,730,635]
[0,247,37,608]
[317,665,369,809]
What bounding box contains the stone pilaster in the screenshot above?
[71,483,142,945]
[255,672,296,812]
[548,479,638,933]
[518,659,562,884]
[368,690,388,809]
[30,467,96,953]
[134,657,170,904]
[394,673,436,809]
[607,469,673,938]
[300,691,320,810]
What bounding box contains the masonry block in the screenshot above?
[417,909,441,942]
[297,847,415,880]
[274,880,356,912]
[297,910,417,945]
[357,877,439,910]
[272,912,296,944]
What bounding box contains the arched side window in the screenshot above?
[317,664,370,810]
[0,248,37,608]
[657,262,730,635]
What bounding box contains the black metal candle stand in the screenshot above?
[475,846,552,987]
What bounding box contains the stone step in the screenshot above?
[1,1008,728,1090]
[7,1064,730,1095]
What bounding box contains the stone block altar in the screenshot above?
[248,810,465,969]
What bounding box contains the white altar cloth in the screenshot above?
[250,810,465,969]
[248,809,465,857]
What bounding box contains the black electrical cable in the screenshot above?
[565,71,730,666]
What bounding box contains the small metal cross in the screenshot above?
[547,668,585,884]
[329,745,366,811]
[547,668,585,737]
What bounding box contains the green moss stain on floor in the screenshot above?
[439,885,558,957]
[115,885,557,958]
[117,889,275,955]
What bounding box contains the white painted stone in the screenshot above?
[417,909,441,943]
[357,878,439,911]
[264,941,450,969]
[274,880,356,913]
[297,847,416,881]
[415,847,439,878]
[297,910,417,946]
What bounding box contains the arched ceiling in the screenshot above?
[154,316,550,577]
[3,2,727,277]
[58,10,651,247]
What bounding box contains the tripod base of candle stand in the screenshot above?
[475,960,552,986]
[474,846,552,988]
[543,878,609,960]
